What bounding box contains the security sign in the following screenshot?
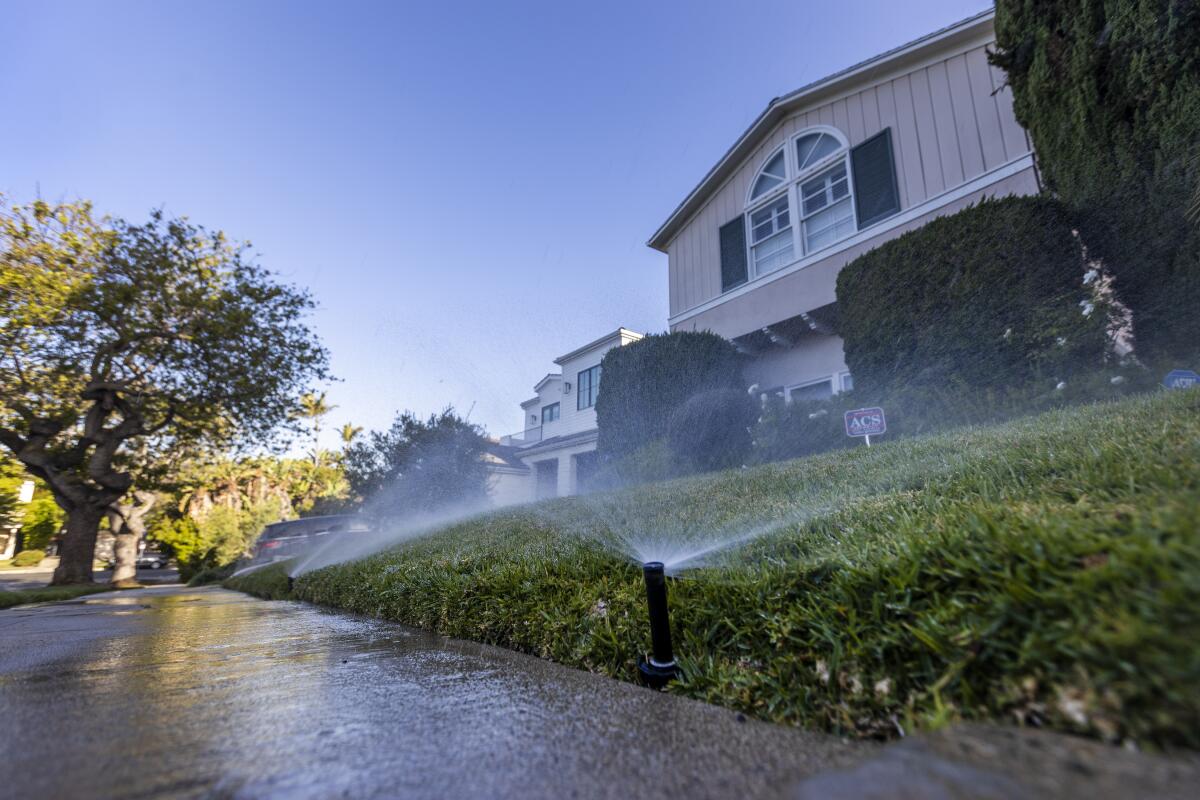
[844,407,887,438]
[1163,369,1200,390]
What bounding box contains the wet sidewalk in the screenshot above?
[0,586,864,799]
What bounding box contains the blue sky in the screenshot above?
[2,0,986,449]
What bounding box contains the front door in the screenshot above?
[535,459,559,500]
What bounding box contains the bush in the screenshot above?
[11,549,44,567]
[595,332,746,462]
[992,0,1200,362]
[752,394,858,463]
[836,196,1111,398]
[20,496,63,550]
[666,388,757,473]
[588,439,676,489]
[187,562,236,586]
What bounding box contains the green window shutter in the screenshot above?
[851,128,900,229]
[719,217,748,291]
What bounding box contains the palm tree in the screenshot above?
[296,392,335,464]
[339,422,363,448]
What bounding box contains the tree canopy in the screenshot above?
[0,196,331,583]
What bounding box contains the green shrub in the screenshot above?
[186,562,237,586]
[666,388,757,473]
[752,394,858,463]
[836,196,1110,398]
[20,496,63,550]
[11,549,44,567]
[992,0,1200,362]
[589,439,676,489]
[595,332,746,462]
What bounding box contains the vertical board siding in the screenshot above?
[965,47,1008,169]
[667,36,1034,318]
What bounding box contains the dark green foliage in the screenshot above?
[343,408,489,518]
[10,548,44,567]
[228,391,1200,747]
[836,196,1109,398]
[595,332,746,461]
[992,0,1200,361]
[186,562,236,586]
[666,388,757,472]
[752,395,857,463]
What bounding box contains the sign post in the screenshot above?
[1163,369,1200,390]
[844,407,887,447]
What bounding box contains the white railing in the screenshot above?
[499,426,543,447]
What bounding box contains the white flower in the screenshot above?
[1080,300,1095,316]
[808,409,829,420]
[874,678,892,698]
[1003,328,1013,339]
[1056,381,1067,391]
[814,660,830,685]
[1110,375,1125,385]
[1056,337,1068,346]
[1083,269,1099,285]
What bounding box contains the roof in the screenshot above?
[647,9,995,252]
[482,443,532,473]
[553,327,644,365]
[510,427,599,458]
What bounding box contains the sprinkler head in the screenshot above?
[287,575,295,593]
[637,561,679,689]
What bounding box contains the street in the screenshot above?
[0,586,865,799]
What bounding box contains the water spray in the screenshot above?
[637,561,679,689]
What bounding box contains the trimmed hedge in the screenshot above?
[666,387,757,472]
[10,549,44,567]
[595,332,745,461]
[836,196,1109,397]
[992,0,1200,361]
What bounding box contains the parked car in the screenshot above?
[137,550,171,570]
[251,515,371,563]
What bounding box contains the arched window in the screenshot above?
[794,131,854,252]
[750,150,787,201]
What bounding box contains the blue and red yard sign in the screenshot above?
[844,407,886,445]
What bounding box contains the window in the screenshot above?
[541,403,559,423]
[750,150,786,200]
[577,365,601,410]
[787,378,834,403]
[795,132,841,171]
[839,372,854,392]
[800,163,855,252]
[749,195,793,275]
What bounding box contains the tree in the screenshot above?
[339,422,363,447]
[0,197,330,584]
[343,409,489,519]
[295,392,335,465]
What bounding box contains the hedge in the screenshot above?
[992,0,1200,362]
[835,196,1109,398]
[594,332,745,461]
[10,549,45,567]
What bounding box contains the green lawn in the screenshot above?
[228,390,1200,748]
[0,584,124,609]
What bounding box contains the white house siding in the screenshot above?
[665,37,1032,323]
[489,469,534,508]
[746,336,849,398]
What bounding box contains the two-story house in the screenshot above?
[487,327,644,505]
[649,9,1037,400]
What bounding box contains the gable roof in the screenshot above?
[647,9,995,252]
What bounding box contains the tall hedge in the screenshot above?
[594,332,745,461]
[991,0,1200,361]
[836,196,1109,397]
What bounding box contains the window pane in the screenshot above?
[789,380,833,402]
[797,132,841,171]
[750,152,787,199]
[804,197,855,251]
[752,228,794,274]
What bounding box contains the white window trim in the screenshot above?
[744,127,856,279]
[785,375,836,403]
[839,371,854,393]
[669,153,1036,327]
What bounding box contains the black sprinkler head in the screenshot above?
[287,575,295,593]
[637,561,679,689]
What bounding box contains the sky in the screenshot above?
[2,0,987,450]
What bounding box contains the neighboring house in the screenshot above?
[486,327,644,505]
[648,9,1037,401]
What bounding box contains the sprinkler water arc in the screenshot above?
[637,561,679,689]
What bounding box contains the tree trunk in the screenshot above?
[108,492,154,588]
[51,507,103,585]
